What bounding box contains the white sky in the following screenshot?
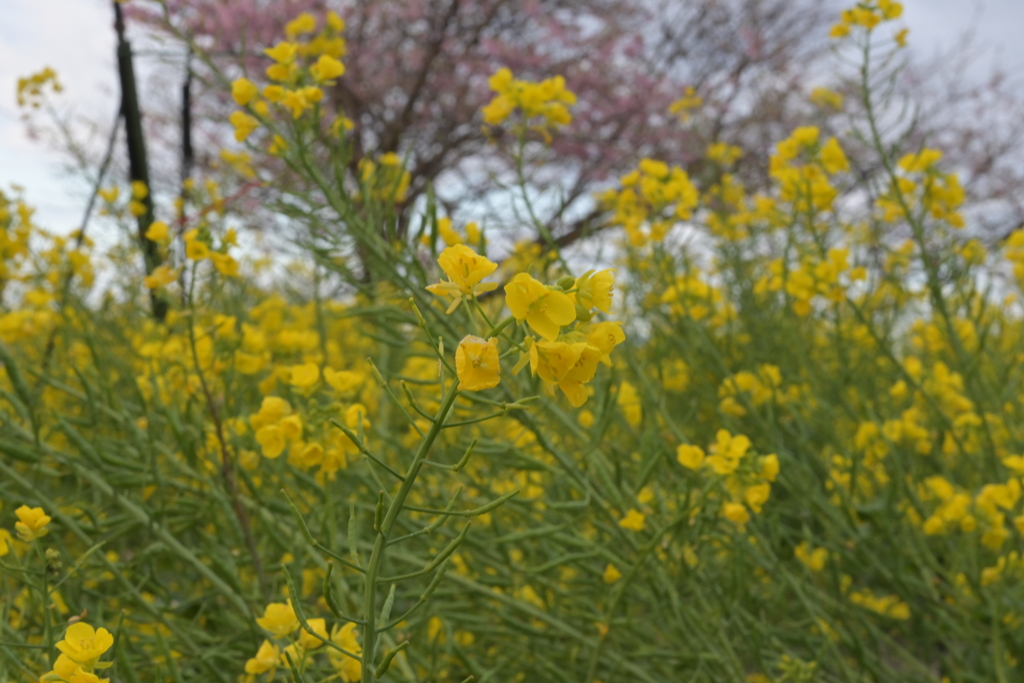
[1,0,1022,232]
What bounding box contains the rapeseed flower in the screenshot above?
[328,623,362,682]
[426,244,498,313]
[505,273,576,341]
[231,77,259,106]
[455,335,501,391]
[245,640,280,677]
[619,508,646,532]
[256,601,300,637]
[55,622,114,669]
[14,505,50,541]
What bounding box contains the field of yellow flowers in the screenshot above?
[3,2,1024,681]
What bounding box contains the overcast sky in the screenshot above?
[1,0,1023,232]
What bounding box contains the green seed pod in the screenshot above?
[323,561,343,618]
[374,490,385,532]
[374,641,409,678]
[348,502,361,564]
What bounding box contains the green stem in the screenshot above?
[34,543,53,668]
[361,383,460,683]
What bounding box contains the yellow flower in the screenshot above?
[328,623,362,682]
[245,639,280,677]
[185,238,210,261]
[706,429,750,475]
[45,654,79,681]
[879,0,903,20]
[584,321,626,365]
[256,424,286,459]
[618,508,646,532]
[504,273,576,341]
[131,180,148,200]
[425,245,498,312]
[210,252,240,277]
[269,134,289,155]
[0,529,12,557]
[323,368,362,394]
[436,216,462,246]
[69,670,109,683]
[809,87,843,110]
[229,111,259,142]
[820,137,849,174]
[829,21,850,37]
[617,380,642,428]
[281,88,312,118]
[14,505,50,542]
[603,563,623,584]
[293,441,322,468]
[455,335,501,391]
[232,77,259,106]
[795,541,828,572]
[236,351,267,375]
[143,265,179,290]
[280,414,304,441]
[265,42,298,64]
[98,186,119,203]
[723,502,750,525]
[530,340,583,383]
[144,220,169,242]
[285,12,317,38]
[706,142,743,166]
[557,343,601,407]
[55,622,114,667]
[263,85,285,102]
[254,396,292,426]
[345,404,370,431]
[481,67,576,130]
[288,362,320,388]
[676,444,705,470]
[573,269,615,313]
[310,55,345,82]
[256,602,300,637]
[744,482,771,513]
[898,148,942,174]
[297,618,329,650]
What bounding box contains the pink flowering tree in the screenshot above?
[126,0,835,248]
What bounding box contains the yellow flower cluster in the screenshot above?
[246,601,360,681]
[425,244,625,406]
[677,430,779,526]
[717,364,788,417]
[357,152,411,203]
[809,86,844,110]
[756,247,866,317]
[829,0,903,38]
[481,67,577,135]
[874,148,965,228]
[848,587,911,621]
[16,66,62,109]
[668,85,702,122]
[229,10,350,145]
[599,158,699,246]
[769,126,848,216]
